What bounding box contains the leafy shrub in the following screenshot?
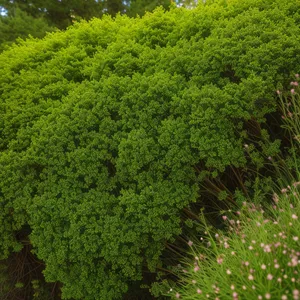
[1,0,300,299]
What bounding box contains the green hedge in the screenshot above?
[1,0,300,298]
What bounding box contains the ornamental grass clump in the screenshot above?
[167,186,300,300]
[277,74,300,144]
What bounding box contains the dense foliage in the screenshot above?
[0,0,172,52]
[1,0,300,298]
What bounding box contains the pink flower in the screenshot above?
[267,274,273,280]
[293,236,299,241]
[248,274,254,280]
[296,74,299,78]
[261,264,266,270]
[222,215,227,221]
[292,214,298,219]
[282,295,287,300]
[188,240,193,246]
[265,293,271,299]
[233,292,238,297]
[176,292,180,298]
[194,266,200,272]
[217,256,223,264]
[272,193,279,203]
[291,89,295,94]
[197,289,202,294]
[226,269,231,275]
[291,257,298,266]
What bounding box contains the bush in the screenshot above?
[1,0,300,298]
